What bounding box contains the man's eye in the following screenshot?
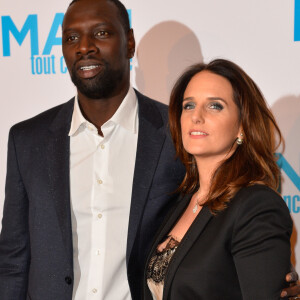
[183,102,195,110]
[209,102,224,111]
[66,35,78,42]
[96,31,109,37]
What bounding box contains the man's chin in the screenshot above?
[77,88,107,99]
[71,68,124,99]
[76,83,114,99]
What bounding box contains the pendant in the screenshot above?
[193,203,198,214]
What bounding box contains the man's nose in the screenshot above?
[76,36,97,56]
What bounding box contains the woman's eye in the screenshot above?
[183,102,195,110]
[209,102,224,110]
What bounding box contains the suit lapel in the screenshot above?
[143,193,213,300]
[46,99,74,264]
[126,90,167,263]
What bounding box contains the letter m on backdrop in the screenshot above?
[2,15,39,56]
[295,0,300,41]
[276,153,300,191]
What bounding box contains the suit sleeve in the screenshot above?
[231,186,292,300]
[0,127,30,299]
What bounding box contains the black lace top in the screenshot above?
[147,236,180,284]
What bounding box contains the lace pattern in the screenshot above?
[147,236,180,284]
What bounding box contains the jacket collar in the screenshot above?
[144,193,213,300]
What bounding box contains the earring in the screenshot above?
[236,133,243,145]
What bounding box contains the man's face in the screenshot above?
[62,0,134,99]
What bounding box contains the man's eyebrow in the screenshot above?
[63,22,111,31]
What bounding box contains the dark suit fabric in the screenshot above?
[143,185,292,300]
[0,90,185,300]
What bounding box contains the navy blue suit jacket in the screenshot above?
[0,90,185,300]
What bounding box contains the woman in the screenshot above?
[144,59,292,300]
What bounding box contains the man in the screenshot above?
[0,0,298,299]
[0,0,184,299]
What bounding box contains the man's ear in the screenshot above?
[127,28,135,59]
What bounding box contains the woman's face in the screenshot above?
[180,70,241,163]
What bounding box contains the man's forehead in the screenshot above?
[67,0,113,10]
[63,0,118,26]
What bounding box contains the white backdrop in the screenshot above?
[1,0,300,270]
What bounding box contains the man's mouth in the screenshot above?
[77,63,102,79]
[80,65,100,71]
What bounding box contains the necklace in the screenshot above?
[192,193,202,214]
[192,200,200,214]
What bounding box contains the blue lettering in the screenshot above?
[284,195,291,211]
[283,195,300,213]
[30,56,36,75]
[51,55,56,74]
[60,56,68,73]
[36,57,43,74]
[2,15,39,56]
[295,0,300,41]
[31,55,57,75]
[293,195,300,213]
[276,153,300,191]
[44,56,51,74]
[43,13,64,55]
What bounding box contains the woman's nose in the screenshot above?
[191,109,204,124]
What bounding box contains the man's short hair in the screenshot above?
[68,0,130,33]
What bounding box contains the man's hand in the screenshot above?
[281,270,300,299]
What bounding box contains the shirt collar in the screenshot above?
[68,94,87,136]
[69,86,138,136]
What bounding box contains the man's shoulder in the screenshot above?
[134,90,169,122]
[11,98,74,134]
[135,89,168,109]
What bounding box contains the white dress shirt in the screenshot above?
[69,87,138,300]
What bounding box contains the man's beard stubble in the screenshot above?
[70,60,125,99]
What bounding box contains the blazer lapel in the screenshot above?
[46,99,74,264]
[162,199,213,300]
[144,194,192,298]
[126,90,167,263]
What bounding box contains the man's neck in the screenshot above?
[77,84,130,135]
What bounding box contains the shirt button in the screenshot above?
[96,249,101,255]
[97,179,103,185]
[100,144,105,149]
[92,288,98,294]
[65,276,72,285]
[98,213,102,219]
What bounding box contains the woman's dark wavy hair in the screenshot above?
[169,58,282,213]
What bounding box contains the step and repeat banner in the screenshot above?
[1,0,300,269]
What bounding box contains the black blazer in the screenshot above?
[0,90,185,300]
[143,185,292,300]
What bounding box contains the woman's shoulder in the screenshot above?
[231,184,287,209]
[228,184,292,231]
